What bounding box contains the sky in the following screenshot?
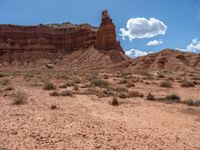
[0,0,200,57]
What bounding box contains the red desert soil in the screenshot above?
[0,70,200,149]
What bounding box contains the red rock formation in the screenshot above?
[94,10,123,52]
[127,49,200,71]
[0,10,126,66]
[0,24,97,64]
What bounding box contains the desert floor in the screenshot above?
[0,69,200,150]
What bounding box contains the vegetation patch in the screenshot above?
[165,94,181,103]
[128,91,143,98]
[43,81,56,90]
[90,78,109,88]
[181,80,195,88]
[146,93,156,101]
[111,97,119,106]
[184,100,200,107]
[12,91,27,105]
[160,80,172,88]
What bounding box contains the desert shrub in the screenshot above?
[128,91,143,98]
[50,91,60,96]
[73,84,79,91]
[191,76,200,81]
[81,88,113,98]
[12,91,27,105]
[103,74,109,79]
[87,74,98,81]
[167,77,174,81]
[90,78,109,88]
[112,86,128,92]
[0,79,10,86]
[50,104,57,109]
[184,100,200,106]
[43,81,56,90]
[59,84,67,88]
[181,80,195,88]
[118,79,128,84]
[111,97,119,106]
[24,73,34,78]
[160,80,172,88]
[65,81,75,87]
[0,73,8,78]
[82,88,100,95]
[60,90,73,97]
[4,86,14,91]
[126,82,135,88]
[99,89,114,98]
[117,92,128,99]
[165,94,181,103]
[158,73,165,78]
[146,93,155,101]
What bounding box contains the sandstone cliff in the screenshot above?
[0,10,127,66]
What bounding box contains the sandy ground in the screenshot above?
[0,70,200,150]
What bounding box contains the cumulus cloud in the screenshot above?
[176,38,200,53]
[186,38,200,52]
[125,49,153,58]
[120,18,167,40]
[146,39,163,46]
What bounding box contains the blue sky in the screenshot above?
[0,0,200,57]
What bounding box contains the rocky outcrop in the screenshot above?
[0,10,127,66]
[127,49,200,71]
[94,10,123,52]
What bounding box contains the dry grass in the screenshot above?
[90,78,109,88]
[181,80,195,88]
[43,81,56,90]
[111,97,119,106]
[146,93,155,101]
[50,91,60,96]
[50,104,57,109]
[60,90,73,97]
[165,94,181,103]
[160,80,172,88]
[184,100,200,107]
[117,92,128,99]
[128,91,143,98]
[12,91,27,105]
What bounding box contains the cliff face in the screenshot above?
[94,10,123,52]
[0,24,97,64]
[0,10,126,66]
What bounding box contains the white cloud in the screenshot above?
[186,38,200,52]
[176,38,200,53]
[120,18,167,40]
[125,49,153,58]
[146,39,163,46]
